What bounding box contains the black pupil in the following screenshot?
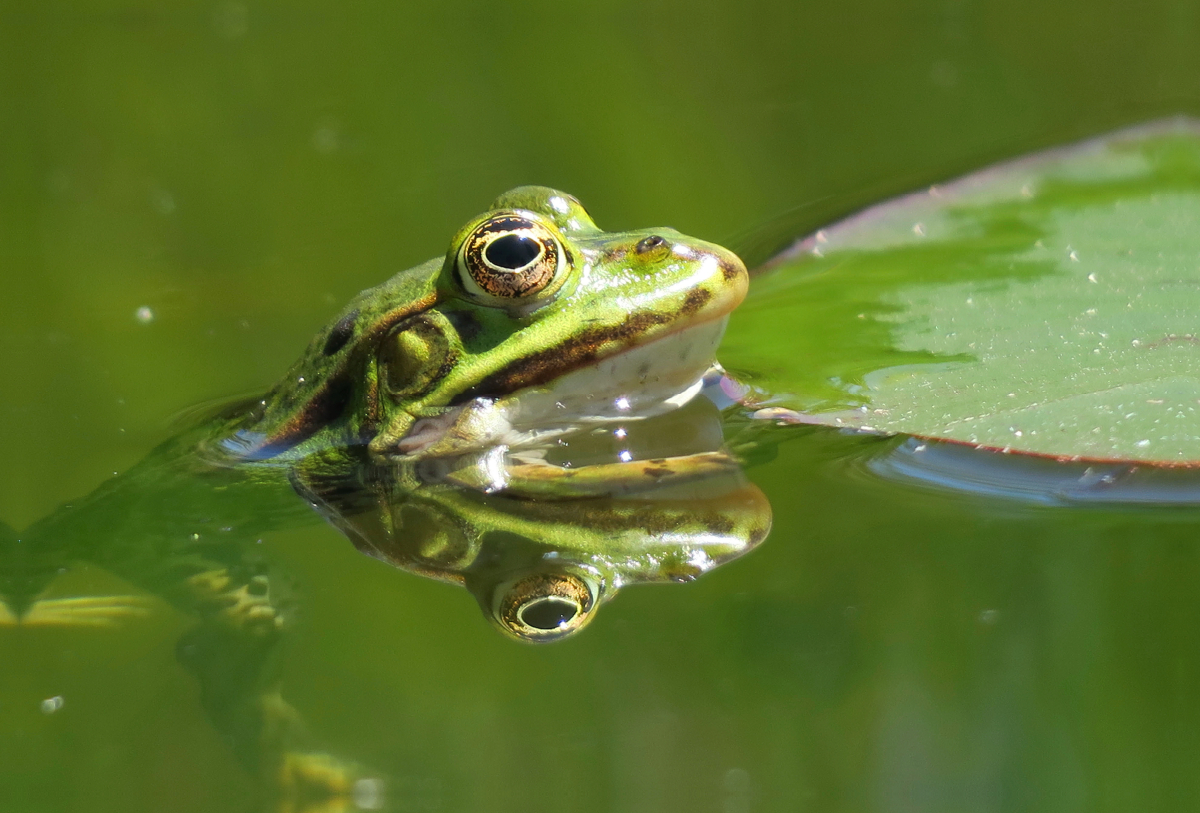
[521,597,578,630]
[486,234,541,270]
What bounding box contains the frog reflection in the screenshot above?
[292,391,771,643]
[1,188,769,809]
[0,389,768,810]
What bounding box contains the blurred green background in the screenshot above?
[4,1,1200,811]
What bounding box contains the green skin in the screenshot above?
[217,186,748,462]
[1,187,766,807]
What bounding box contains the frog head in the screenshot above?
[224,187,748,461]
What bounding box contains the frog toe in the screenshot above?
[186,569,285,636]
[276,751,385,813]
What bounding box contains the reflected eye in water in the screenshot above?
[492,571,597,642]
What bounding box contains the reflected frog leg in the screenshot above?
[174,604,377,813]
[277,751,384,813]
[0,524,148,631]
[0,595,155,628]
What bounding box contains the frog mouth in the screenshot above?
[495,316,732,429]
[395,318,732,458]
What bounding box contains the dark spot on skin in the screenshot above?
[708,516,735,535]
[254,374,354,458]
[444,309,482,342]
[323,310,359,356]
[678,288,712,316]
[298,375,354,431]
[720,258,742,280]
[749,523,770,545]
[635,235,666,254]
[642,465,673,478]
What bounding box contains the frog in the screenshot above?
[214,185,749,470]
[243,184,758,642]
[2,187,765,809]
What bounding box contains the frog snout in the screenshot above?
[711,246,748,284]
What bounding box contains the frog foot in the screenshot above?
[275,751,385,813]
[0,595,154,628]
[185,569,284,636]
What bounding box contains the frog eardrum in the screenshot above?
[456,213,566,300]
[379,312,457,398]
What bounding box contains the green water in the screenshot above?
[5,1,1200,811]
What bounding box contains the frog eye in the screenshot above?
[493,571,596,642]
[457,214,567,302]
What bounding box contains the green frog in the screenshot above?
[4,187,765,810]
[214,185,748,466]
[219,183,758,643]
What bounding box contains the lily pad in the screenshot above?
[723,118,1200,465]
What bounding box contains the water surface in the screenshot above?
[5,1,1200,811]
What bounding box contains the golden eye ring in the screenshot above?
[457,213,566,301]
[493,571,596,642]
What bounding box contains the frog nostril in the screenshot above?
[635,235,667,255]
